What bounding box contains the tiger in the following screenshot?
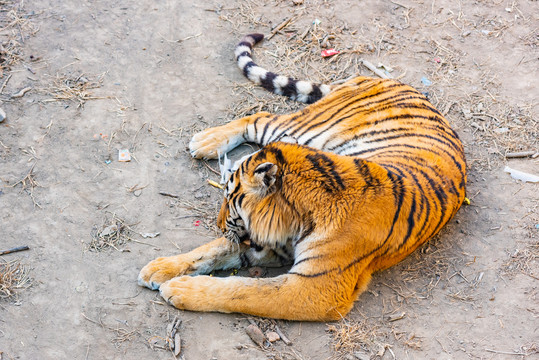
[138,33,467,321]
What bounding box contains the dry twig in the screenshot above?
[9,162,41,208]
[0,246,29,256]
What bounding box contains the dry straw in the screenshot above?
[88,213,135,252]
[0,259,31,300]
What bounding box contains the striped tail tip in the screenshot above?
[235,33,331,104]
[243,33,264,45]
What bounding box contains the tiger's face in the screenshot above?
[217,157,280,244]
[217,169,248,243]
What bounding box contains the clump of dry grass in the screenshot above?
[81,313,140,347]
[41,72,110,108]
[0,0,39,75]
[0,259,31,300]
[215,0,269,32]
[327,317,380,359]
[502,241,539,280]
[88,214,135,252]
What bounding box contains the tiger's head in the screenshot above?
[217,145,301,247]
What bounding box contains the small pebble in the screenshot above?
[266,331,280,343]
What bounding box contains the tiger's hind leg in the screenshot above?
[189,111,291,159]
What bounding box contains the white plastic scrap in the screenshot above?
[218,151,234,184]
[218,150,260,184]
[504,166,539,183]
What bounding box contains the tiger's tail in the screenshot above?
[235,33,332,104]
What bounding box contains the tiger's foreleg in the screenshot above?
[158,272,360,321]
[138,237,285,290]
[189,111,290,159]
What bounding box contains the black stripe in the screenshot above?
[237,41,253,48]
[306,153,345,192]
[266,113,303,142]
[228,178,242,200]
[254,163,273,174]
[354,159,382,191]
[243,152,254,170]
[281,78,298,98]
[306,84,323,103]
[365,132,461,154]
[387,171,406,234]
[383,164,431,244]
[237,193,246,208]
[236,51,251,60]
[293,255,324,266]
[242,61,257,77]
[381,162,449,251]
[289,269,334,278]
[267,204,276,227]
[358,95,440,117]
[289,90,370,138]
[260,72,277,93]
[260,115,278,144]
[402,196,417,249]
[294,216,315,246]
[265,145,287,165]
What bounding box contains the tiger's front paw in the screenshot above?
[159,276,213,310]
[138,255,193,290]
[189,126,245,159]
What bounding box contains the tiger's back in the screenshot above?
[139,33,467,321]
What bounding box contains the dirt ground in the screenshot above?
[1,0,538,359]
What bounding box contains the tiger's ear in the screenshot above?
[251,162,279,195]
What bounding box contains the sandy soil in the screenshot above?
[1,0,537,359]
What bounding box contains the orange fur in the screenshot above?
[139,37,467,321]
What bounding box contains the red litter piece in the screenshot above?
[321,48,340,58]
[194,220,201,226]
